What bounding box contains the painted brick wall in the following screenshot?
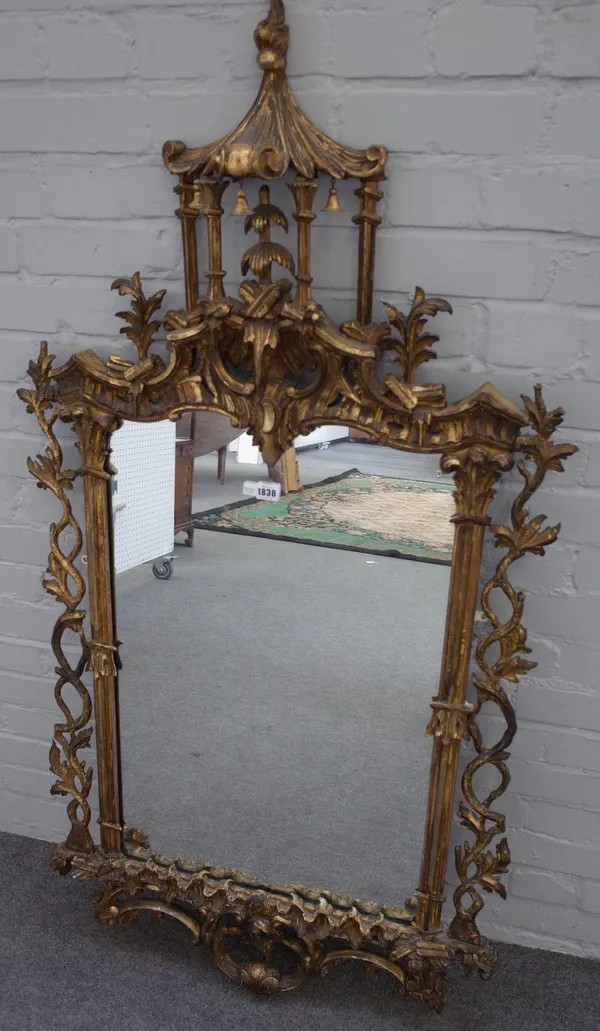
[1,0,599,958]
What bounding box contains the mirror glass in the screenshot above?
[112,417,455,908]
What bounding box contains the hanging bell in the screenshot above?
[322,178,343,213]
[233,184,250,215]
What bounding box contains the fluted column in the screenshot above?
[415,447,513,932]
[77,416,122,854]
[175,176,201,310]
[203,180,229,302]
[352,178,383,325]
[288,176,318,306]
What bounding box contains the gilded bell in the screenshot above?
[322,179,343,213]
[233,186,250,215]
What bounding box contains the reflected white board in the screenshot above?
[229,426,350,465]
[111,421,176,575]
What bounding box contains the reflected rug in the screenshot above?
[192,469,455,564]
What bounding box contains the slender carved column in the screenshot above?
[352,178,383,325]
[203,180,229,301]
[415,447,513,932]
[175,176,201,311]
[77,415,123,854]
[288,176,318,305]
[175,176,202,441]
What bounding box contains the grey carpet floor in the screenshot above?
[1,831,597,1031]
[116,528,450,907]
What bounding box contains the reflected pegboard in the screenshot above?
[111,421,176,575]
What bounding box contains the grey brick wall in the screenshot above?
[0,0,599,956]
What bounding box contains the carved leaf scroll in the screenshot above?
[450,386,578,944]
[112,272,166,363]
[17,344,94,853]
[383,288,452,387]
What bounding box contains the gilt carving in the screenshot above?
[162,0,387,183]
[17,346,94,854]
[18,0,576,1016]
[450,388,578,945]
[53,838,493,1012]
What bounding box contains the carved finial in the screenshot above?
[254,0,288,71]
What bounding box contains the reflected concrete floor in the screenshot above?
[117,515,450,907]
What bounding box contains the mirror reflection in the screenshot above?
[111,418,455,907]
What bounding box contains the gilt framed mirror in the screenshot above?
[18,0,576,1015]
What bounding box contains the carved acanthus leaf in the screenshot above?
[111,272,166,363]
[442,447,514,521]
[383,288,452,387]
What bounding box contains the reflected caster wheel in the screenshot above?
[152,558,174,580]
[317,441,329,450]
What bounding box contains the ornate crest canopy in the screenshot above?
[162,0,387,182]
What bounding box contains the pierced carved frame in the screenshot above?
[18,0,576,1014]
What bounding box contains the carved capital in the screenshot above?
[72,409,117,477]
[175,178,203,219]
[352,179,384,228]
[89,640,118,678]
[442,447,513,523]
[426,701,473,745]
[288,176,318,218]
